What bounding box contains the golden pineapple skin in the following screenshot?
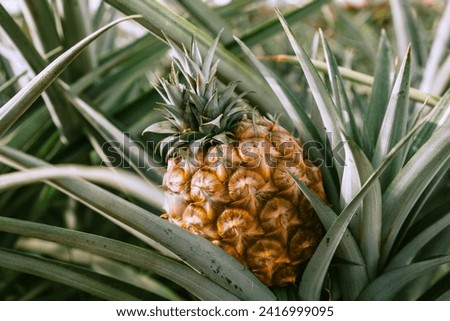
[162,115,326,287]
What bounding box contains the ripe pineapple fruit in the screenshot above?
[144,38,326,286]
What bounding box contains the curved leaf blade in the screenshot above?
[289,172,367,300]
[0,145,275,301]
[380,119,450,268]
[297,109,429,300]
[227,0,331,54]
[419,1,450,94]
[0,14,142,137]
[0,216,238,300]
[364,30,394,156]
[0,165,164,210]
[0,248,145,300]
[320,31,360,146]
[176,0,234,44]
[386,209,450,271]
[372,46,411,188]
[358,256,450,300]
[64,93,163,183]
[276,9,343,152]
[104,0,284,119]
[349,141,382,280]
[233,36,316,141]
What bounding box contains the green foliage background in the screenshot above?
[0,0,449,300]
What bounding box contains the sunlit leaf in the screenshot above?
[0,14,141,138]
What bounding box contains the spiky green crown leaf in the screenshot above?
[143,35,250,159]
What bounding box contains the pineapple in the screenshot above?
[144,38,326,287]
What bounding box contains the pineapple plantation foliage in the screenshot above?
[0,0,449,300]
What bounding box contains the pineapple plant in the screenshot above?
[0,0,449,301]
[144,37,326,286]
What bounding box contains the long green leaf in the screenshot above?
[0,216,238,300]
[434,54,450,95]
[103,0,285,123]
[380,119,450,268]
[277,10,365,227]
[70,35,165,97]
[63,92,163,183]
[407,88,450,160]
[176,0,234,44]
[437,289,450,301]
[22,0,61,59]
[0,144,173,257]
[0,14,141,137]
[0,71,27,93]
[358,256,450,300]
[389,0,425,67]
[364,31,393,156]
[227,0,331,54]
[349,141,382,280]
[0,165,163,209]
[289,172,367,300]
[419,1,450,94]
[61,0,96,77]
[0,145,275,300]
[0,106,51,155]
[318,31,365,235]
[276,8,353,217]
[263,55,440,107]
[320,31,360,146]
[385,209,450,271]
[276,9,343,152]
[417,270,450,301]
[392,163,450,253]
[0,3,78,142]
[403,227,450,300]
[372,46,411,189]
[11,245,174,301]
[0,248,146,300]
[94,4,119,55]
[297,109,429,300]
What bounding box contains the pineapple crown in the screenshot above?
[143,34,250,159]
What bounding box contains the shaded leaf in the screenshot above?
[0,216,238,300]
[0,14,141,138]
[364,31,394,156]
[358,256,450,300]
[380,119,450,268]
[0,248,147,300]
[372,46,411,189]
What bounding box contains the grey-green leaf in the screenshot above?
[0,14,141,138]
[0,216,239,300]
[297,107,429,300]
[364,30,394,157]
[372,46,411,189]
[358,256,450,300]
[0,248,144,300]
[143,121,179,134]
[0,145,275,301]
[380,118,450,268]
